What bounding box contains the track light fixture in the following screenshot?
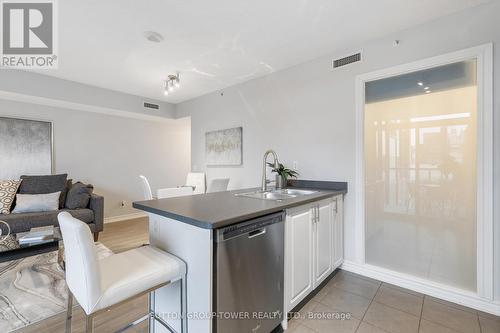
[164,73,180,96]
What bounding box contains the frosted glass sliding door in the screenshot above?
[364,60,477,291]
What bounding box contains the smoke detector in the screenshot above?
[143,31,164,43]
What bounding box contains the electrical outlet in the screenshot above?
[292,161,299,171]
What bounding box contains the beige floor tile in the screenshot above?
[312,284,330,302]
[425,296,477,314]
[382,283,423,298]
[478,310,500,320]
[339,269,380,282]
[296,299,320,319]
[289,323,317,333]
[419,319,461,333]
[356,321,390,333]
[330,271,381,299]
[479,315,500,333]
[320,287,372,319]
[421,298,480,333]
[363,301,419,333]
[286,318,303,331]
[342,271,381,285]
[374,285,423,316]
[301,303,360,333]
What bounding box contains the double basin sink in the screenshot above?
[235,188,318,201]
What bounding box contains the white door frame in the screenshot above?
[352,44,494,302]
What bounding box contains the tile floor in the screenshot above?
[287,270,500,333]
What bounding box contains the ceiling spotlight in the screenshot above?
[417,82,423,86]
[163,81,169,96]
[424,86,430,90]
[425,90,431,94]
[163,73,180,96]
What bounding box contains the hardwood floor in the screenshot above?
[16,217,150,333]
[98,217,149,253]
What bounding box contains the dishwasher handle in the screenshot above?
[248,228,266,239]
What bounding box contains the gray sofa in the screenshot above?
[0,194,103,241]
[0,175,104,241]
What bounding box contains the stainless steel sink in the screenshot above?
[236,188,318,201]
[236,191,296,201]
[277,189,318,196]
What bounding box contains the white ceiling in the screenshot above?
[43,0,489,104]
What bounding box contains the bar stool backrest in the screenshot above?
[58,212,102,315]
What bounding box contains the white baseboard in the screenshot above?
[341,260,500,316]
[104,212,148,224]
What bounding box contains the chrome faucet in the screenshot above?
[262,150,280,192]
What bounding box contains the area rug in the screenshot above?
[0,243,113,332]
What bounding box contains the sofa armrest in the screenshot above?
[89,193,104,233]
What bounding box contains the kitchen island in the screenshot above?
[133,181,347,333]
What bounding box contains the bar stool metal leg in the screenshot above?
[181,275,187,333]
[149,291,156,333]
[65,291,73,333]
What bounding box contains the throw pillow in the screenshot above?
[65,182,94,209]
[19,174,68,208]
[12,191,61,214]
[19,173,66,194]
[59,179,73,209]
[0,180,22,214]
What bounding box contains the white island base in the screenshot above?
[148,213,213,333]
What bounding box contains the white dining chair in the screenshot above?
[139,175,154,200]
[157,186,193,199]
[207,178,230,193]
[185,172,206,194]
[58,212,187,333]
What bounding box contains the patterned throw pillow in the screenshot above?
[0,180,22,214]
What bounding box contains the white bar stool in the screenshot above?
[58,212,187,333]
[185,172,206,194]
[157,186,193,199]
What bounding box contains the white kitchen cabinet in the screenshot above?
[332,195,344,269]
[313,199,333,288]
[285,195,344,312]
[285,203,314,311]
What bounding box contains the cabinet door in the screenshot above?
[285,205,314,311]
[332,196,344,269]
[313,200,333,288]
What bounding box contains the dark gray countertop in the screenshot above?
[133,181,347,229]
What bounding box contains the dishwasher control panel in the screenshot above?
[216,211,284,242]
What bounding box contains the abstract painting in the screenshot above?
[205,127,242,166]
[0,117,52,180]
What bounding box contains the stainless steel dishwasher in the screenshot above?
[214,211,285,333]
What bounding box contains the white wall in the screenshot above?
[0,99,190,218]
[0,70,176,119]
[176,2,500,301]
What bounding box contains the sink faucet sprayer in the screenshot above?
[261,150,279,192]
